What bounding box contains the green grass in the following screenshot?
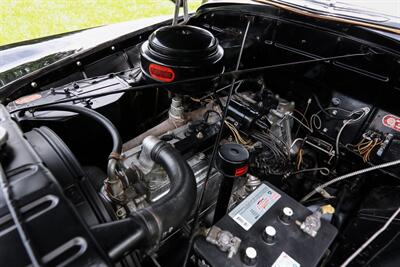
[0,0,203,46]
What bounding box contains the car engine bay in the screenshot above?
[1,2,400,267]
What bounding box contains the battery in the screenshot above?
[194,181,337,267]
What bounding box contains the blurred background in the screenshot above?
[0,0,203,46]
[1,0,399,46]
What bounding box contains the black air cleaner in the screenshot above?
[140,25,224,95]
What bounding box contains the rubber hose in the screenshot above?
[33,104,122,157]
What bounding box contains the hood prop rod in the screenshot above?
[172,0,189,25]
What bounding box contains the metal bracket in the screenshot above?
[172,0,189,25]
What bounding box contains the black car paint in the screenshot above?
[0,16,172,99]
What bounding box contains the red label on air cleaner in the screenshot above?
[382,114,400,132]
[235,165,248,177]
[149,63,175,82]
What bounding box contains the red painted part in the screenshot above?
[235,165,249,177]
[15,93,42,105]
[382,114,400,132]
[149,63,175,82]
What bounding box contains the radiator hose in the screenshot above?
[106,136,196,259]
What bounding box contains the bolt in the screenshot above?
[196,132,204,139]
[331,97,341,106]
[332,110,338,116]
[198,153,206,160]
[31,82,37,88]
[323,128,328,133]
[76,61,82,67]
[116,207,126,218]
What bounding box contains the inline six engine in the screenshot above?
[2,3,400,267]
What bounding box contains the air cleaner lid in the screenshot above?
[148,25,219,60]
[140,25,224,95]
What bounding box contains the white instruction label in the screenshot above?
[229,183,281,230]
[272,252,301,267]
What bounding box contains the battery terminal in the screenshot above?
[296,205,335,237]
